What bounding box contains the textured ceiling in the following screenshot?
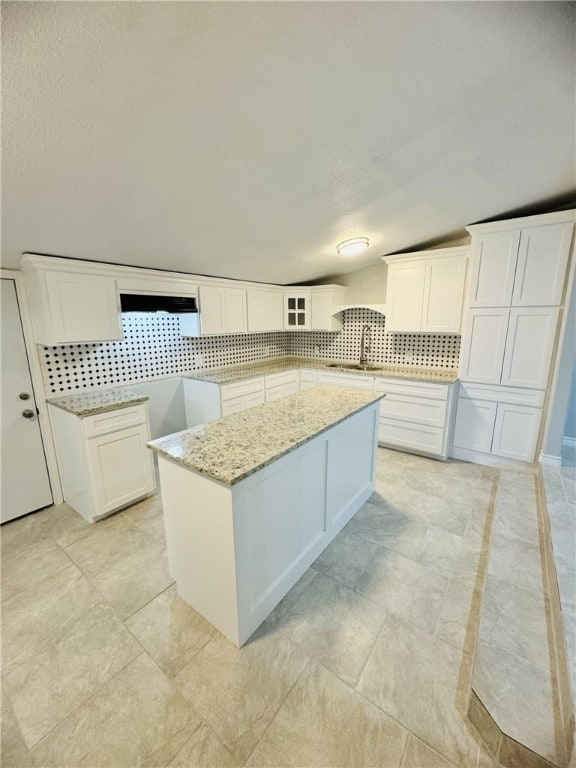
[1,1,575,284]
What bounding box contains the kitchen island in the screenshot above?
[148,385,384,646]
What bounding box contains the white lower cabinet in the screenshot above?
[451,383,544,464]
[264,370,300,402]
[48,403,156,522]
[317,371,375,391]
[374,378,454,459]
[299,368,319,390]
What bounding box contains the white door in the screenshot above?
[512,222,573,306]
[387,261,425,331]
[225,288,248,333]
[469,230,520,307]
[500,307,559,389]
[452,397,497,453]
[422,256,467,333]
[458,308,510,384]
[199,286,227,335]
[1,279,53,522]
[492,403,541,462]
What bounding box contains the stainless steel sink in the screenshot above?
[327,363,383,371]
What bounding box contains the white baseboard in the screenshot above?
[562,436,576,449]
[539,453,562,468]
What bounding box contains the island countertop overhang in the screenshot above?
[148,385,384,486]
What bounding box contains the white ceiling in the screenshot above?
[2,1,575,284]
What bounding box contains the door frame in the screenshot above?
[1,269,63,503]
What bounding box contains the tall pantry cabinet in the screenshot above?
[452,211,574,464]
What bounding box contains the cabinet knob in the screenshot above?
[22,409,35,419]
[19,392,30,400]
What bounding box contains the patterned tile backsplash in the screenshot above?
[40,309,460,395]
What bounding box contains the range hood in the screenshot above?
[120,294,198,313]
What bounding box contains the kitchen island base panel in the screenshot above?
[157,403,379,647]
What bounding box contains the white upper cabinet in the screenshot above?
[284,290,311,330]
[383,247,469,333]
[247,289,284,333]
[422,255,469,332]
[22,262,122,346]
[512,222,573,306]
[468,230,520,307]
[198,285,247,335]
[310,286,346,331]
[468,218,574,308]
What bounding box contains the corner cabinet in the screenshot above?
[21,256,123,345]
[382,247,469,333]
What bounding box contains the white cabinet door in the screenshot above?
[265,291,284,331]
[247,290,267,333]
[512,222,573,306]
[386,261,425,331]
[42,272,122,344]
[500,307,559,389]
[199,286,227,335]
[284,291,311,330]
[422,256,468,333]
[310,288,345,331]
[452,398,497,453]
[491,403,541,462]
[459,309,510,385]
[469,230,520,307]
[87,424,156,517]
[225,288,248,333]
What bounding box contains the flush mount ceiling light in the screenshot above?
[336,237,369,257]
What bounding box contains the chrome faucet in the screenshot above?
[359,324,371,366]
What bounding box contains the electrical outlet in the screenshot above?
[194,353,204,368]
[314,344,320,356]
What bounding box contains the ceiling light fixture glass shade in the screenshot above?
[336,237,369,256]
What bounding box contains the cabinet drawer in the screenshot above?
[221,377,265,403]
[265,370,300,389]
[221,392,265,416]
[265,382,299,403]
[458,382,545,408]
[374,377,449,401]
[378,418,445,456]
[83,404,147,438]
[317,371,374,390]
[299,368,318,383]
[379,394,447,428]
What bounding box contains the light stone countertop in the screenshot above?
[46,389,149,417]
[148,385,384,486]
[183,356,458,385]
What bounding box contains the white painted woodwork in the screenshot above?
[500,307,559,389]
[23,268,122,345]
[458,382,545,408]
[264,370,300,402]
[383,248,469,333]
[422,255,468,332]
[317,370,374,390]
[310,286,346,331]
[183,379,222,427]
[386,260,425,332]
[1,278,53,522]
[468,230,521,307]
[265,291,285,331]
[48,402,155,522]
[378,419,445,456]
[373,377,455,458]
[512,222,574,306]
[221,392,265,416]
[246,290,267,333]
[452,398,498,454]
[284,290,311,330]
[299,368,319,389]
[491,403,541,462]
[222,378,266,402]
[157,401,379,646]
[178,314,200,337]
[458,308,510,384]
[198,285,248,335]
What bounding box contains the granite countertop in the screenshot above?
[148,385,384,486]
[183,356,458,385]
[46,389,149,417]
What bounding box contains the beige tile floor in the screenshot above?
[1,448,514,767]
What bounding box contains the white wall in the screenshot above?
[117,377,186,439]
